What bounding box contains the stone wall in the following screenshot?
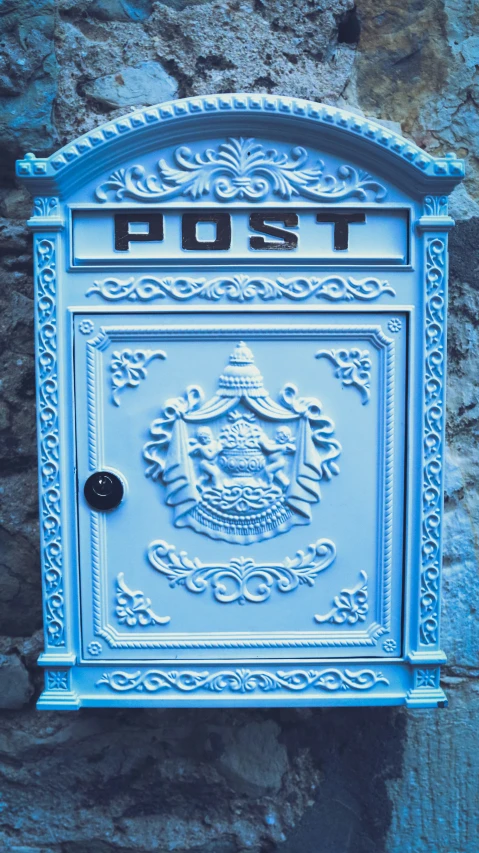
[0,1,478,851]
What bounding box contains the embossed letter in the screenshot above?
[316,212,366,250]
[249,212,298,250]
[182,212,231,250]
[114,212,164,251]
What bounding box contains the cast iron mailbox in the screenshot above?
[16,94,464,710]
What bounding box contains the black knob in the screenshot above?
[84,471,124,511]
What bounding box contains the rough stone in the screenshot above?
[82,60,178,108]
[0,0,58,170]
[146,0,356,101]
[0,652,33,709]
[442,216,479,672]
[351,0,479,195]
[449,184,479,222]
[0,708,319,851]
[386,679,479,852]
[52,0,356,144]
[442,494,479,668]
[214,720,289,796]
[0,525,42,637]
[90,0,154,21]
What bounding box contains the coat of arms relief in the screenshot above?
[143,342,342,546]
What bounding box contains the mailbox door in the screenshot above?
[74,310,407,662]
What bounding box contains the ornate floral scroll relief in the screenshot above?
[143,342,341,545]
[95,137,387,203]
[148,539,336,605]
[96,667,389,694]
[87,275,396,305]
[115,573,170,626]
[110,348,166,406]
[314,571,368,624]
[315,348,371,404]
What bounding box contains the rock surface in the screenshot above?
[0,0,478,851]
[0,652,33,709]
[82,60,178,107]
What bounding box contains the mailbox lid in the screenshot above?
[74,310,407,662]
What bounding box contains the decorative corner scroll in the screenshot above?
[36,238,65,647]
[110,349,166,405]
[115,573,170,626]
[87,274,396,305]
[420,238,446,646]
[314,571,368,624]
[96,667,389,694]
[316,348,372,404]
[147,538,336,605]
[95,138,387,204]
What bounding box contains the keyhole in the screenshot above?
[84,471,125,511]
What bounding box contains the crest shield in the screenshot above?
[144,342,341,544]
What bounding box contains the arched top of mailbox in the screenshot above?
[16,93,464,199]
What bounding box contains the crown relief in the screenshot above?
[143,342,341,546]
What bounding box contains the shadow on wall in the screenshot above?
[0,703,405,853]
[277,704,405,853]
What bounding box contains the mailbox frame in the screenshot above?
[16,94,464,710]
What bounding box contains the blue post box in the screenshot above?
[16,94,464,709]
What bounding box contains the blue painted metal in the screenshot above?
[16,94,464,710]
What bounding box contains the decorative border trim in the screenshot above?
[36,238,65,647]
[419,238,446,646]
[91,512,104,644]
[16,95,464,183]
[381,332,395,634]
[96,667,389,694]
[91,632,383,650]
[87,344,99,471]
[83,322,395,650]
[86,324,391,346]
[87,274,396,305]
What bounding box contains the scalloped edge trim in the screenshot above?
[16,94,464,181]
